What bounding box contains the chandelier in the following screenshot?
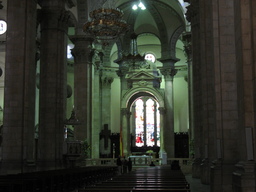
[83,7,129,42]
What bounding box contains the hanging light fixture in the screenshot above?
[83,4,129,43]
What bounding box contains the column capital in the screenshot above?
[39,9,72,33]
[116,68,129,78]
[101,76,114,88]
[160,68,178,80]
[182,32,192,58]
[70,35,94,64]
[69,35,94,46]
[121,108,131,117]
[185,3,199,24]
[71,47,92,64]
[158,107,166,115]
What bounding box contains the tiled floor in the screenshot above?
[185,174,210,192]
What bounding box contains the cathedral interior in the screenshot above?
[0,0,256,191]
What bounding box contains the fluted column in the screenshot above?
[38,1,69,170]
[70,36,93,141]
[1,0,37,174]
[160,67,177,158]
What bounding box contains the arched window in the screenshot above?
[134,97,160,147]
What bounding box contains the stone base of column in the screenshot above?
[210,159,235,192]
[192,158,202,178]
[210,159,222,192]
[200,158,210,184]
[233,161,256,192]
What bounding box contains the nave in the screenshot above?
[78,166,191,192]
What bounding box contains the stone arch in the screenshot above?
[121,87,164,110]
[170,26,185,58]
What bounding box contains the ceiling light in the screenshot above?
[132,1,146,11]
[132,4,138,10]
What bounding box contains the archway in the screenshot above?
[120,87,165,157]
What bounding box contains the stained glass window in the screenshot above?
[135,97,160,147]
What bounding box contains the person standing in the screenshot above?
[127,157,132,172]
[116,155,122,175]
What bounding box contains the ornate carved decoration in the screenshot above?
[138,80,148,87]
[121,108,130,117]
[160,68,178,80]
[0,1,3,9]
[185,3,199,23]
[101,76,114,87]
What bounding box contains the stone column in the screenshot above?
[154,102,158,146]
[100,72,114,155]
[160,67,177,158]
[131,104,136,147]
[38,1,69,170]
[1,0,37,174]
[232,0,256,191]
[182,32,193,153]
[158,107,166,164]
[91,64,100,158]
[186,1,203,179]
[70,36,93,141]
[121,108,130,157]
[210,0,240,190]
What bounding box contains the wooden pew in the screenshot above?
[0,166,118,192]
[78,166,190,192]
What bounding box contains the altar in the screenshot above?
[129,155,152,166]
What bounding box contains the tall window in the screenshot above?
[134,97,160,147]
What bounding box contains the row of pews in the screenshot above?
[0,166,117,192]
[79,166,191,192]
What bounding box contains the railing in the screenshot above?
[83,158,192,167]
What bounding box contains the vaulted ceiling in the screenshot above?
[0,0,190,79]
